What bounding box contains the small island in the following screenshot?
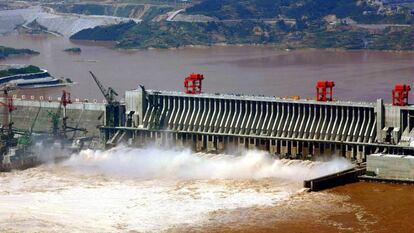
[0,46,39,59]
[63,47,82,53]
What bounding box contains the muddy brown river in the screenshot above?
[1,34,414,102]
[0,35,414,232]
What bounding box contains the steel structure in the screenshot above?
[96,81,414,162]
[89,71,118,104]
[184,73,204,94]
[316,80,335,102]
[392,83,411,106]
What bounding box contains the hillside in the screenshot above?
[70,0,414,50]
[187,0,413,23]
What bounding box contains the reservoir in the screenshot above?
[0,34,414,232]
[1,34,414,103]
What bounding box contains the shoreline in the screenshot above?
[105,40,414,54]
[3,32,414,54]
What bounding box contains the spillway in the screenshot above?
[4,84,414,162]
[100,87,414,161]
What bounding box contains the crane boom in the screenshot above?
[89,71,118,104]
[0,83,18,131]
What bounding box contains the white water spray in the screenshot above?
[0,146,354,232]
[65,146,353,181]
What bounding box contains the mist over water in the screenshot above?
[0,146,355,232]
[65,146,353,181]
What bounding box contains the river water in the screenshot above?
[1,34,414,102]
[1,35,414,232]
[0,147,352,232]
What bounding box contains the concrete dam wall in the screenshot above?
[113,88,414,161]
[4,87,414,161]
[0,98,106,138]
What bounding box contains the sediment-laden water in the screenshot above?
[1,35,414,102]
[0,147,352,232]
[1,35,414,233]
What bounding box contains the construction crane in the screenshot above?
[89,71,118,105]
[0,84,18,135]
[47,90,86,139]
[89,71,122,128]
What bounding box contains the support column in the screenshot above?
[376,99,385,143]
[248,138,256,150]
[196,135,204,152]
[291,141,298,157]
[356,145,364,162]
[281,141,288,156]
[217,136,225,152]
[176,133,184,147]
[325,143,332,155]
[207,135,215,152]
[155,132,162,146]
[302,142,310,157]
[269,140,277,155]
[313,143,321,156]
[345,145,353,160]
[238,137,246,152]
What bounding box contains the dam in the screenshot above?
[2,73,414,182]
[0,97,105,138]
[99,76,414,163]
[3,75,414,163]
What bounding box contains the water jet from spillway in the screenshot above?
[64,146,353,181]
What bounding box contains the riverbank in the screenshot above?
[68,19,414,51]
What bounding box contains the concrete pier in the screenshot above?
[99,87,414,160]
[5,86,414,160]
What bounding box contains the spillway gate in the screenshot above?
[101,87,414,161]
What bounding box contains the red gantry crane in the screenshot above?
[0,84,17,133]
[316,80,335,102]
[184,73,204,94]
[392,84,411,106]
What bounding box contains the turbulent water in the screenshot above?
[0,147,352,232]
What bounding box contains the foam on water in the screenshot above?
[0,146,353,232]
[65,146,353,180]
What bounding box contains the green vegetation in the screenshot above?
[117,21,283,49]
[48,3,145,17]
[63,47,82,53]
[187,0,413,24]
[0,65,42,78]
[70,21,137,41]
[0,46,39,59]
[71,20,414,51]
[69,0,414,51]
[141,6,174,21]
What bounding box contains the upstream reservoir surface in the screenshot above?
[1,34,414,102]
[0,34,414,232]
